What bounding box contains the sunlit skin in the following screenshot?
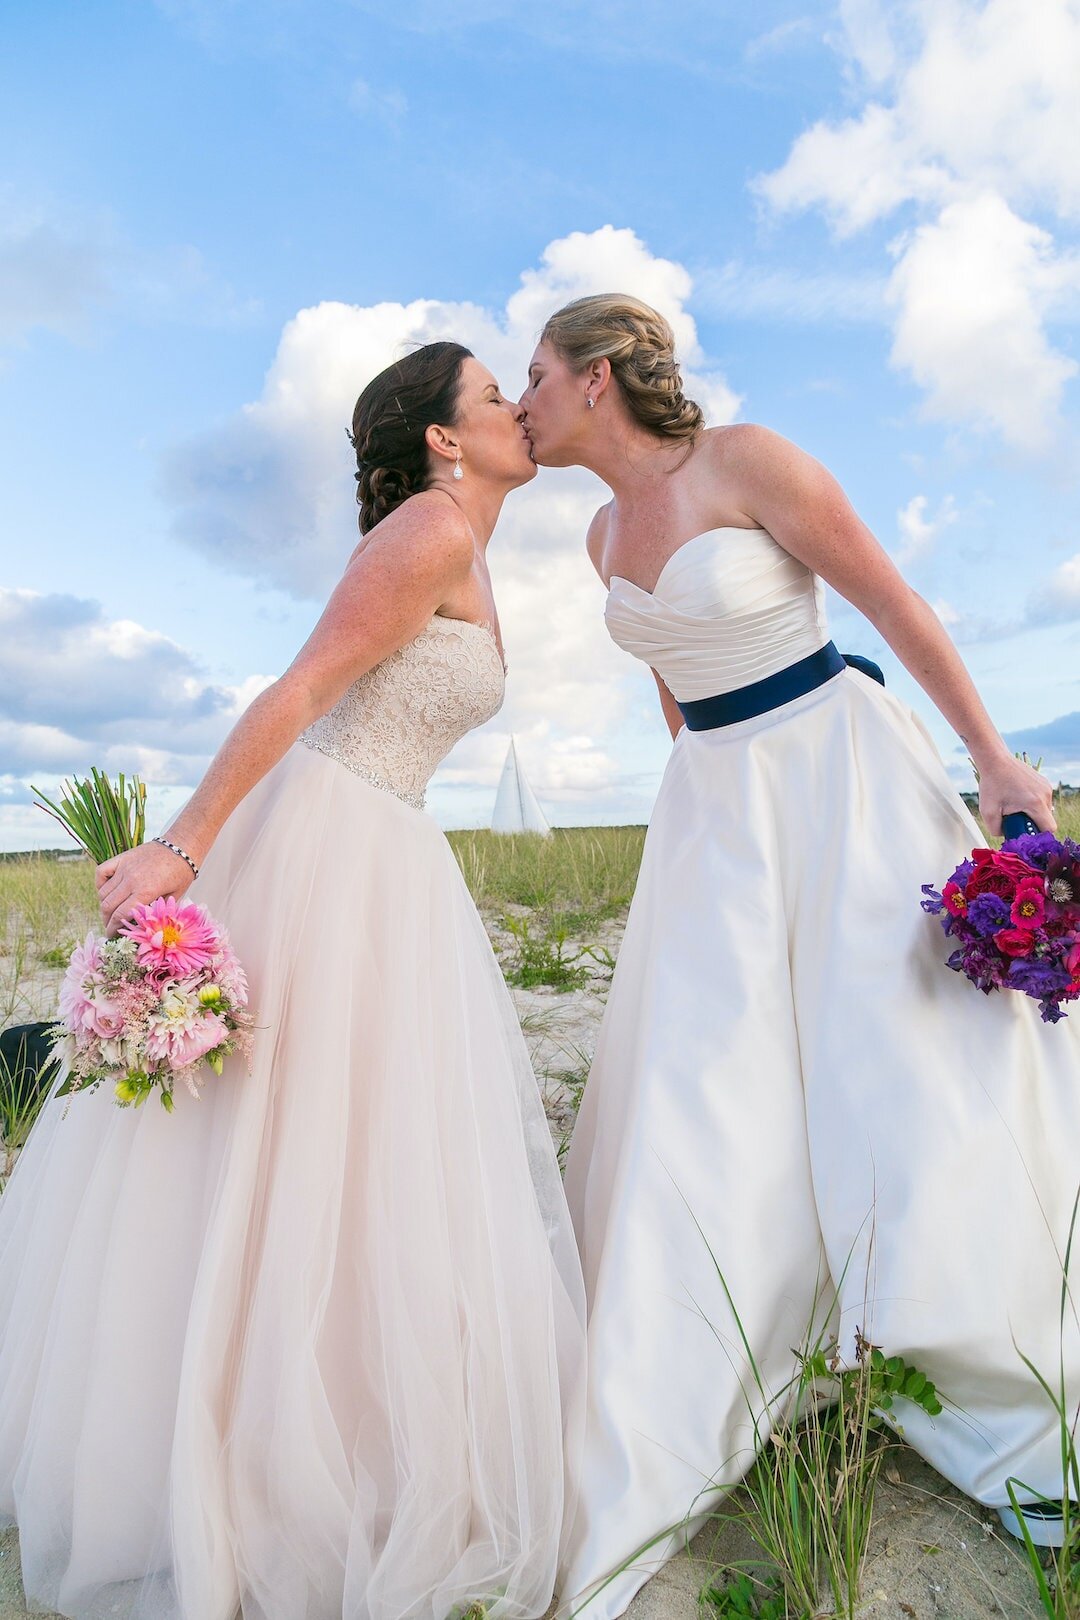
[519,338,1054,835]
[96,358,534,933]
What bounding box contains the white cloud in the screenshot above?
[756,0,1080,450]
[0,589,270,791]
[895,492,957,567]
[162,225,739,601]
[888,193,1079,450]
[158,228,733,829]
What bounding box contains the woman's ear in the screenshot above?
[424,422,459,465]
[589,356,611,399]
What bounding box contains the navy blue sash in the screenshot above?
[675,641,884,732]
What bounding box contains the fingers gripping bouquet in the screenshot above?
[34,771,253,1110]
[922,827,1080,1024]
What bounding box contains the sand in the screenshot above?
[0,915,1060,1619]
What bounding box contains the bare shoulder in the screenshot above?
[585,501,613,579]
[347,492,475,585]
[702,422,808,476]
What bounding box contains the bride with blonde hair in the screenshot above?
[520,292,1080,1620]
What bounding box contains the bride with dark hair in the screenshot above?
[0,341,585,1620]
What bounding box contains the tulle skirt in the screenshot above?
[558,669,1080,1619]
[0,742,585,1620]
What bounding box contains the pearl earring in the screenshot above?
[453,454,464,480]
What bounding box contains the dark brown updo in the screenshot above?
[349,341,473,533]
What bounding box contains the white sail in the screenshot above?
[491,737,551,836]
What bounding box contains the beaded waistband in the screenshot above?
[301,735,426,810]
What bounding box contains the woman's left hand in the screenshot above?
[976,751,1056,837]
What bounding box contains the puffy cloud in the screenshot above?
[158,228,732,827]
[0,588,270,786]
[757,0,1080,449]
[888,194,1078,450]
[895,492,957,567]
[161,226,739,601]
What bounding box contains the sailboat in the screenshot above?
[491,737,551,836]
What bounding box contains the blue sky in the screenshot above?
[2,0,1079,848]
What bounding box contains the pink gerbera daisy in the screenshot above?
[121,897,220,977]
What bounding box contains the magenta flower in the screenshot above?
[1010,879,1047,930]
[121,897,219,977]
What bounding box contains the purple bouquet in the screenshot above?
[922,830,1080,1023]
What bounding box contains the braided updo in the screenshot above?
[540,294,704,445]
[349,341,472,533]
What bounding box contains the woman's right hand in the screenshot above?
[96,843,196,935]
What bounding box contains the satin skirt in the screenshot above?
[558,669,1080,1619]
[0,742,585,1620]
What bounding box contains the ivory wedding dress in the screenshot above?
[0,614,585,1620]
[558,527,1080,1619]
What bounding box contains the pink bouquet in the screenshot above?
[922,830,1080,1023]
[53,896,254,1111]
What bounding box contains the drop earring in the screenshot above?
[453,453,464,480]
[586,396,595,409]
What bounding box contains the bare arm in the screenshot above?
[96,497,475,929]
[720,425,1054,834]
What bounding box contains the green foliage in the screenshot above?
[1005,1190,1080,1619]
[0,1037,59,1188]
[700,1571,787,1618]
[32,769,146,862]
[501,915,591,990]
[448,826,645,915]
[735,1327,942,1620]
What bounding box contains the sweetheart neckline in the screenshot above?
[606,526,768,599]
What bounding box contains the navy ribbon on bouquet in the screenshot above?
[675,640,885,732]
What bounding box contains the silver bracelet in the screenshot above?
[152,835,200,881]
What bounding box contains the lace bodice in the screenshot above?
[301,615,505,809]
[605,526,830,701]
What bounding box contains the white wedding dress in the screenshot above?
[0,614,585,1620]
[558,528,1080,1619]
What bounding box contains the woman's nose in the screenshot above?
[511,398,526,422]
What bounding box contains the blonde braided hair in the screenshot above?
[541,293,703,445]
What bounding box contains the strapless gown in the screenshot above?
[557,528,1080,1619]
[0,615,585,1620]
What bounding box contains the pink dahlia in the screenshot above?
[59,932,125,1041]
[121,897,219,977]
[209,940,249,1007]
